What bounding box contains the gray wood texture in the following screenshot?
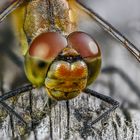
[0,0,140,140]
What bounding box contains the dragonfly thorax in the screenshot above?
[11,0,77,55]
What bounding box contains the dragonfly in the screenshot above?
[0,0,140,135]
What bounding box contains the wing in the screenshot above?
[72,0,140,62]
[0,0,24,22]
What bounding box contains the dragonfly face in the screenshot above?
[0,0,140,137]
[25,31,101,100]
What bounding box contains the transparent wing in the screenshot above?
[0,0,24,22]
[76,0,140,62]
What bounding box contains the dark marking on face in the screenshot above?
[37,61,47,68]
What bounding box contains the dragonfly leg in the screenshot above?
[0,0,24,23]
[83,88,119,125]
[0,101,29,127]
[0,84,34,102]
[0,84,34,127]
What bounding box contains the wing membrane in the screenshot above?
[0,0,24,22]
[76,0,140,62]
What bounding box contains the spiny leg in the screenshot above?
[0,0,24,22]
[0,71,26,126]
[0,84,35,126]
[0,84,34,101]
[0,27,29,126]
[0,74,30,127]
[0,101,28,126]
[83,88,119,125]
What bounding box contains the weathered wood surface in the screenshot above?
[0,0,140,140]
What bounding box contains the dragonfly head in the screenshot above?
[24,31,101,100]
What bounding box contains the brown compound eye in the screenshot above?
[67,31,102,86]
[25,32,67,87]
[29,32,67,61]
[67,31,101,60]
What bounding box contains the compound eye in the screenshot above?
[67,31,101,60]
[29,32,67,61]
[67,31,101,86]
